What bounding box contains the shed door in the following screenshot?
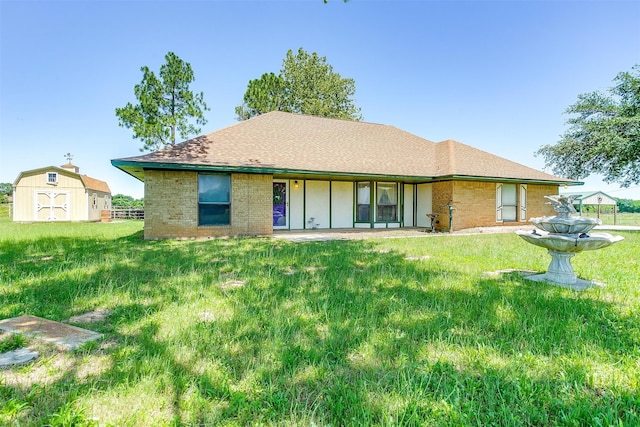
[35,191,70,221]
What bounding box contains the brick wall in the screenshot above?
[431,181,453,231]
[429,180,558,231]
[527,184,558,219]
[144,170,272,239]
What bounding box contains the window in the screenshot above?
[198,174,231,226]
[47,172,58,184]
[356,182,370,222]
[92,193,98,209]
[496,183,518,222]
[376,182,398,222]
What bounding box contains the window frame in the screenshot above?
[355,181,371,223]
[376,182,398,222]
[47,172,58,185]
[198,174,231,226]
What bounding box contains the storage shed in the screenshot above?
[563,191,618,223]
[13,163,112,222]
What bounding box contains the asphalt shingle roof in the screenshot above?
[14,166,111,193]
[113,111,575,184]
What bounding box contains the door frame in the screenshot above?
[273,180,289,229]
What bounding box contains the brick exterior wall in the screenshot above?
[527,184,559,219]
[429,180,558,232]
[142,170,560,237]
[144,170,272,239]
[431,181,454,231]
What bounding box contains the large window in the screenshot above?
[198,174,231,226]
[376,182,398,222]
[356,182,370,222]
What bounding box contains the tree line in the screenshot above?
[111,194,144,208]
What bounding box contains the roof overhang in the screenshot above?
[438,175,582,186]
[111,160,581,187]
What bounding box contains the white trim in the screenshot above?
[34,190,70,221]
[519,184,528,221]
[496,183,503,222]
[46,172,58,185]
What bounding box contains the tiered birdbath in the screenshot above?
[516,195,624,290]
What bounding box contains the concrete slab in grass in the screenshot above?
[0,315,102,350]
[0,347,39,368]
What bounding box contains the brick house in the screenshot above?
[111,112,578,239]
[13,163,111,222]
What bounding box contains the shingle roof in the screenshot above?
[80,175,111,193]
[14,166,111,193]
[112,111,576,184]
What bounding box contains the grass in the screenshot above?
[579,211,640,226]
[0,218,639,426]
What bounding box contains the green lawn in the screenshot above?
[1,220,639,426]
[580,211,640,226]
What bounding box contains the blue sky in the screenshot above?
[1,0,638,200]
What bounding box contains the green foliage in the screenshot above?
[1,221,638,425]
[47,400,96,427]
[0,182,12,203]
[0,182,12,197]
[537,64,640,187]
[236,48,362,121]
[617,198,640,213]
[0,333,26,353]
[111,193,144,208]
[235,72,285,120]
[116,52,209,152]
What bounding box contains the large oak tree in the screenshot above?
[537,65,640,187]
[236,48,362,121]
[116,52,209,152]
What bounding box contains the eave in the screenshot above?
[112,160,581,187]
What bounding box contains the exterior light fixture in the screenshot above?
[294,180,299,189]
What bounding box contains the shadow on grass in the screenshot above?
[1,229,639,425]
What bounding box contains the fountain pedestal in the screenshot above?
[516,195,623,291]
[545,250,577,284]
[525,250,598,291]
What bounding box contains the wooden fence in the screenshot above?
[579,211,640,226]
[110,208,144,220]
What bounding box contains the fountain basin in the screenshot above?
[516,230,624,253]
[530,216,601,234]
[516,194,624,290]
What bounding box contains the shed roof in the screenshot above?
[112,111,578,185]
[561,191,618,205]
[14,166,111,194]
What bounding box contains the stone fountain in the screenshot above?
[516,195,624,290]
